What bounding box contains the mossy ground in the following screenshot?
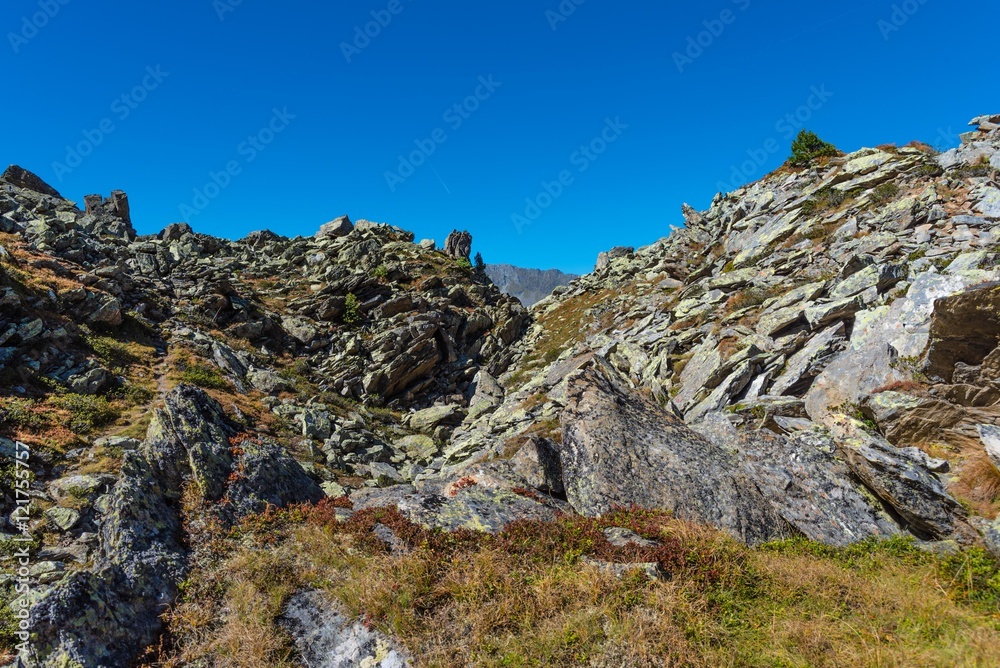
[142,499,1000,668]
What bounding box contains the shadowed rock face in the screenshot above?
[444,230,472,259]
[924,282,1000,383]
[560,358,793,544]
[1,165,61,198]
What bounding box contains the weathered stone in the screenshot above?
[826,415,971,541]
[44,507,81,532]
[734,424,900,546]
[317,215,354,239]
[769,323,845,397]
[978,424,1000,471]
[804,295,865,329]
[560,357,791,544]
[444,230,472,259]
[301,408,334,440]
[281,589,410,668]
[408,404,464,433]
[510,436,563,495]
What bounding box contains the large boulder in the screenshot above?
[559,357,792,544]
[695,416,901,546]
[281,589,410,668]
[317,215,354,239]
[1,165,62,198]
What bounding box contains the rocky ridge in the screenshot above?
[1,115,1000,666]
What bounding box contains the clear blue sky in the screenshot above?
[3,0,997,274]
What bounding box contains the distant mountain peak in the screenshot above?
[485,263,579,306]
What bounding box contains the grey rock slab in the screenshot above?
[978,424,1000,471]
[826,415,971,541]
[769,323,846,397]
[281,589,410,668]
[739,427,901,546]
[44,507,81,532]
[560,357,791,544]
[804,295,865,329]
[830,264,907,301]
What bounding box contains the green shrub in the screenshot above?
[800,186,849,218]
[939,548,1000,608]
[456,258,473,271]
[870,182,900,205]
[343,293,361,325]
[85,334,141,371]
[115,382,155,406]
[789,130,839,167]
[954,157,993,179]
[179,364,232,392]
[372,265,389,280]
[49,394,121,434]
[0,399,49,431]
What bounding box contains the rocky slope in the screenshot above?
[484,264,578,306]
[1,114,1000,667]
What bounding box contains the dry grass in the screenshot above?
[142,500,1000,668]
[956,454,1000,517]
[508,289,617,388]
[873,380,927,395]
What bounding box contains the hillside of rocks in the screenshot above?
[484,264,579,306]
[2,115,1000,667]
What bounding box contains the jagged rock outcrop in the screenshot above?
[444,230,472,259]
[24,386,321,667]
[439,114,1000,552]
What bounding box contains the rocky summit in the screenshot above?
[3,116,1000,667]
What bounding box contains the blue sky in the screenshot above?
[3,1,997,274]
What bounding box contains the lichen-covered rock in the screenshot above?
[826,415,973,541]
[560,357,792,544]
[734,425,901,545]
[281,589,410,667]
[25,387,323,667]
